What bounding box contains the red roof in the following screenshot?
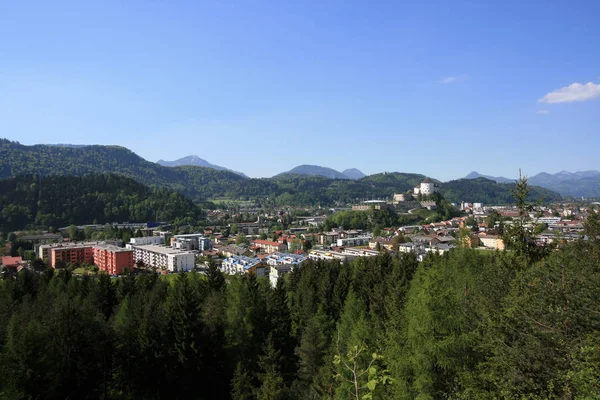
[1,256,23,266]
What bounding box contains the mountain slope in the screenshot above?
[0,139,264,201]
[528,170,600,197]
[0,139,561,205]
[157,155,248,177]
[0,174,204,232]
[443,177,561,204]
[464,171,514,184]
[342,168,366,180]
[277,165,351,180]
[465,170,600,197]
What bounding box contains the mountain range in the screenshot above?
[157,155,248,177]
[465,170,600,198]
[0,139,563,205]
[276,165,366,180]
[160,157,367,181]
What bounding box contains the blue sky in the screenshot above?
[1,0,599,181]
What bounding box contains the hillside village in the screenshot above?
[1,177,591,282]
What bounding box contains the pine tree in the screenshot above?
[231,362,256,400]
[256,335,287,400]
[89,272,117,320]
[167,273,204,396]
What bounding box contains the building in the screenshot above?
[18,233,62,242]
[265,252,308,287]
[221,256,269,277]
[308,250,355,263]
[265,252,307,267]
[479,235,505,250]
[39,240,122,262]
[235,222,263,235]
[338,248,379,258]
[425,243,455,255]
[219,245,252,257]
[392,193,413,204]
[129,236,165,246]
[1,256,25,273]
[131,244,195,272]
[352,200,392,211]
[42,242,135,273]
[92,245,135,275]
[336,236,372,247]
[368,238,395,251]
[172,234,212,251]
[413,178,439,195]
[269,265,293,288]
[50,244,94,267]
[398,242,424,254]
[318,229,362,246]
[251,240,288,254]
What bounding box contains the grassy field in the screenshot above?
[158,271,206,285]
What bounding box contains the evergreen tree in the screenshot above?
[167,273,205,397]
[231,362,256,400]
[256,335,287,400]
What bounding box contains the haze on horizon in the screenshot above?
[1,0,599,181]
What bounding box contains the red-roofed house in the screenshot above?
[1,256,24,272]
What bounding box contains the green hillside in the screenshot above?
[0,140,561,205]
[442,177,562,204]
[0,174,204,232]
[0,139,265,200]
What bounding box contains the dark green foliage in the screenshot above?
[0,173,205,232]
[1,237,600,399]
[0,140,560,206]
[441,177,561,204]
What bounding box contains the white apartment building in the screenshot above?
[336,236,372,247]
[221,256,268,277]
[269,265,293,288]
[172,234,211,251]
[265,252,308,287]
[131,244,195,272]
[129,236,165,246]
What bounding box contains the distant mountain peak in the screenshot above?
[464,171,513,184]
[157,155,248,177]
[341,168,366,180]
[276,165,351,180]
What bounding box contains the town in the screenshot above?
[1,177,593,283]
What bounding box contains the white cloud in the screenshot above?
[536,110,550,114]
[440,76,458,84]
[538,81,600,104]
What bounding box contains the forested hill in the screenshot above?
[442,177,561,204]
[0,140,560,205]
[0,139,262,201]
[0,174,204,232]
[2,240,600,398]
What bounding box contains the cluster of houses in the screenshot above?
[220,252,309,287]
[3,193,594,284]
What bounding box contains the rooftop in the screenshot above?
[252,240,283,246]
[131,244,195,256]
[266,252,308,264]
[94,244,132,252]
[174,233,208,239]
[224,255,264,269]
[1,256,23,266]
